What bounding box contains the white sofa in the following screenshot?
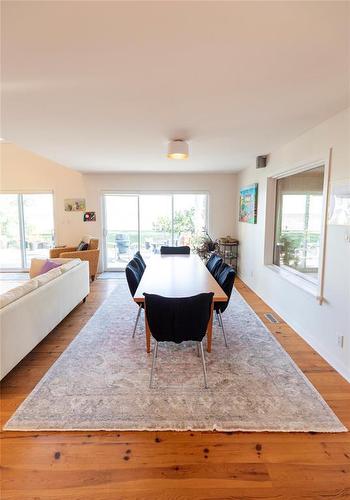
[0,259,90,380]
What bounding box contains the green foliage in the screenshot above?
[152,208,195,236]
[194,233,219,261]
[279,233,301,266]
[279,231,320,268]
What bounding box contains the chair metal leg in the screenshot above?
[218,310,228,347]
[199,341,208,389]
[149,341,158,389]
[216,310,221,327]
[132,305,142,338]
[196,342,200,357]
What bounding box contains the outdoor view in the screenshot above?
[0,193,55,269]
[104,193,207,269]
[273,166,325,283]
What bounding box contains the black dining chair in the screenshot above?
[214,264,236,347]
[160,246,190,255]
[206,253,223,277]
[133,252,146,275]
[134,251,146,272]
[144,292,214,389]
[213,260,226,281]
[125,260,143,337]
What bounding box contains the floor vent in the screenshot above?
[264,313,279,324]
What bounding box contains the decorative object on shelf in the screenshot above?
[64,198,86,212]
[218,236,239,270]
[83,211,96,222]
[239,184,258,224]
[194,230,219,261]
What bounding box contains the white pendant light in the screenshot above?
[167,139,189,160]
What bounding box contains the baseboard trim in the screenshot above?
[237,273,350,383]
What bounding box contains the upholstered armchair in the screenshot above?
[49,238,100,281]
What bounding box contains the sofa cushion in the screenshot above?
[30,258,47,278]
[60,259,81,273]
[0,280,39,309]
[39,259,62,275]
[77,241,89,251]
[34,267,62,287]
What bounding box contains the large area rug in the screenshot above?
[4,282,346,432]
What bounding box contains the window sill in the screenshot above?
[266,264,319,298]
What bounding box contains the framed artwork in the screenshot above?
[84,211,96,222]
[239,184,258,224]
[64,198,86,212]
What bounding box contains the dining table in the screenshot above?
[133,254,228,353]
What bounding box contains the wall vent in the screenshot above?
[264,313,279,324]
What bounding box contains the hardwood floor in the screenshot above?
[1,278,350,500]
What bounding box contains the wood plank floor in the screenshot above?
[1,278,350,500]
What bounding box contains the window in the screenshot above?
[273,166,325,284]
[103,193,208,270]
[0,193,55,270]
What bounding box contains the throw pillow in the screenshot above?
[39,259,62,275]
[29,258,47,278]
[77,241,89,251]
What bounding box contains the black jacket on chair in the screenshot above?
[144,293,214,344]
[160,246,190,255]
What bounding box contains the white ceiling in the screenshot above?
[2,1,349,173]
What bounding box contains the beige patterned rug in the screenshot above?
[4,282,346,432]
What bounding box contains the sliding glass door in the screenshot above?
[139,195,173,259]
[104,194,139,270]
[103,192,208,270]
[0,193,55,270]
[0,194,22,269]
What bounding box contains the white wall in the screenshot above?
[1,143,238,264]
[236,108,350,381]
[0,143,87,245]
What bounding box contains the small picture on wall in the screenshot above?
[84,211,96,222]
[64,198,86,212]
[239,184,258,224]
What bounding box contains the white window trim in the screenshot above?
[264,150,332,304]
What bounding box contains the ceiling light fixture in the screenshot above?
[167,139,189,160]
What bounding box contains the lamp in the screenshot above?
[167,139,189,160]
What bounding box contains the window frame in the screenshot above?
[0,190,56,272]
[264,151,331,303]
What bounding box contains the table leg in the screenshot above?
[207,302,214,353]
[145,312,151,353]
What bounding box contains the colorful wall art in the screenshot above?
[64,198,86,212]
[239,184,258,224]
[83,211,96,222]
